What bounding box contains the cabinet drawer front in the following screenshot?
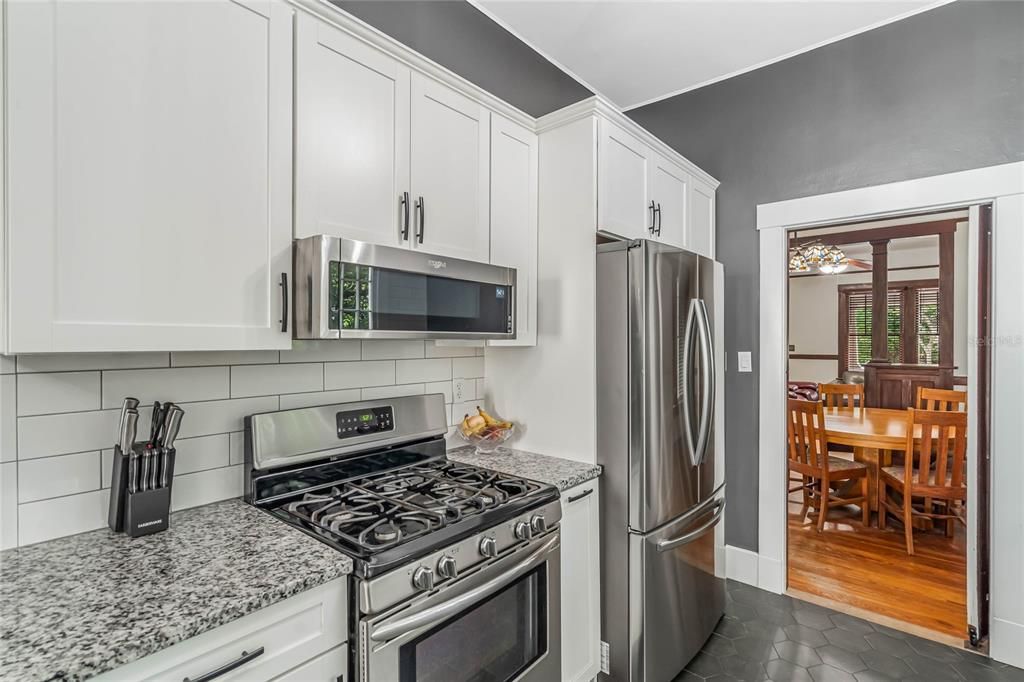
[95,579,346,682]
[272,644,347,682]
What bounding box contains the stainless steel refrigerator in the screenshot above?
[597,239,725,682]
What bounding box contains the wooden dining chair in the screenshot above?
[787,399,871,531]
[878,408,967,555]
[916,386,967,412]
[819,382,864,408]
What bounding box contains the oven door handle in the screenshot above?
[370,533,559,643]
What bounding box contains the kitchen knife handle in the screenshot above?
[163,407,184,450]
[279,272,288,333]
[124,410,140,494]
[148,401,163,445]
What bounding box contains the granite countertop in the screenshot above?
[0,499,352,682]
[449,446,602,491]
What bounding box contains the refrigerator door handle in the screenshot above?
[679,299,700,467]
[655,498,725,552]
[693,298,716,467]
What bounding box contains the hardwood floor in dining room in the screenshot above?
[787,491,967,640]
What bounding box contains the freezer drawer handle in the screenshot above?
[566,488,594,504]
[183,647,264,682]
[655,500,725,553]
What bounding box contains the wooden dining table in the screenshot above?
[822,406,914,514]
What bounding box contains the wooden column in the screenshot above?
[870,239,890,362]
[939,230,954,369]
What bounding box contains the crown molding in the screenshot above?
[537,97,720,189]
[288,0,535,130]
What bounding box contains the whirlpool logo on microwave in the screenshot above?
[427,259,447,270]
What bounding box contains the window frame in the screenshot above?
[837,278,940,375]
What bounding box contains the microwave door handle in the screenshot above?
[679,299,699,466]
[370,534,559,644]
[694,299,715,466]
[655,499,725,552]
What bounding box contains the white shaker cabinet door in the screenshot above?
[560,480,601,682]
[687,177,717,259]
[489,115,538,347]
[598,119,653,240]
[5,0,294,352]
[410,73,491,263]
[294,13,411,246]
[650,155,689,249]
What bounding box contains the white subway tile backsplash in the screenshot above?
[279,388,362,410]
[171,465,243,512]
[231,363,322,398]
[1,340,487,546]
[360,384,426,400]
[361,340,425,360]
[175,396,279,440]
[171,351,279,367]
[424,380,453,404]
[17,353,169,373]
[18,451,101,503]
[18,489,110,546]
[1,462,17,549]
[169,434,230,476]
[102,367,229,408]
[17,372,100,416]
[1,375,16,462]
[228,432,244,466]
[396,358,452,384]
[281,340,361,363]
[452,356,485,379]
[324,361,395,390]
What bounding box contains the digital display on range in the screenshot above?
[337,406,394,439]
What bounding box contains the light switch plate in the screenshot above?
[737,351,752,373]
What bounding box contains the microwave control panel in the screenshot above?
[337,406,394,439]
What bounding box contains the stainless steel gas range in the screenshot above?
[243,394,561,682]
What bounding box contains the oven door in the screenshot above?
[360,533,561,682]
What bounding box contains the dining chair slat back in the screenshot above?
[916,387,967,412]
[819,382,864,408]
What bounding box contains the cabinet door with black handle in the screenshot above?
[651,155,689,249]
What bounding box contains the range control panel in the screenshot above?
[336,406,394,439]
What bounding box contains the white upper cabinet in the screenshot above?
[4,0,294,353]
[410,74,491,263]
[650,155,689,249]
[489,115,538,347]
[598,119,653,240]
[688,176,717,258]
[294,13,410,245]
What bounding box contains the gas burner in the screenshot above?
[372,522,399,543]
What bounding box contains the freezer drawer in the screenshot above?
[629,489,725,682]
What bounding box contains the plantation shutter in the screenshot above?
[846,292,873,370]
[887,289,904,363]
[916,286,940,364]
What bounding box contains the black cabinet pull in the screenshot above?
[400,192,410,241]
[279,273,288,333]
[183,647,265,682]
[567,488,594,504]
[655,203,662,236]
[648,200,656,235]
[415,196,425,243]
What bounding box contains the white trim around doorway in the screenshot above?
[754,161,1024,667]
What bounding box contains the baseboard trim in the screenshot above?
[725,545,759,587]
[757,554,785,594]
[991,617,1024,669]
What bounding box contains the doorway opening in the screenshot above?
[783,208,990,647]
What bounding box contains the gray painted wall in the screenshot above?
[628,0,1024,551]
[332,0,592,117]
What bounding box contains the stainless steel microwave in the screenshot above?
[293,235,517,340]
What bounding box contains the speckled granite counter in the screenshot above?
[0,499,351,682]
[449,446,601,491]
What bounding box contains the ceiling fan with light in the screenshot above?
[788,241,871,274]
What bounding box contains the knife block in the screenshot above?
[107,444,177,537]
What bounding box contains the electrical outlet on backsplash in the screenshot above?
[0,340,487,548]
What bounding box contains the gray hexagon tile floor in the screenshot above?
[673,580,1024,682]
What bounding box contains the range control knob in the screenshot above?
[530,515,547,534]
[437,555,459,580]
[412,566,435,591]
[479,536,498,558]
[514,520,533,541]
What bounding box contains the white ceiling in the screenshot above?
[473,0,950,110]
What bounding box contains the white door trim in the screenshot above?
[754,161,1024,667]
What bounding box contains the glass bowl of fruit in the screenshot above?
[458,406,515,455]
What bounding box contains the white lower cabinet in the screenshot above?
[95,579,347,682]
[560,480,601,682]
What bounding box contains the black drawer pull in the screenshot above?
[400,192,410,241]
[279,273,288,333]
[184,646,265,682]
[567,488,594,504]
[648,200,656,234]
[415,196,425,243]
